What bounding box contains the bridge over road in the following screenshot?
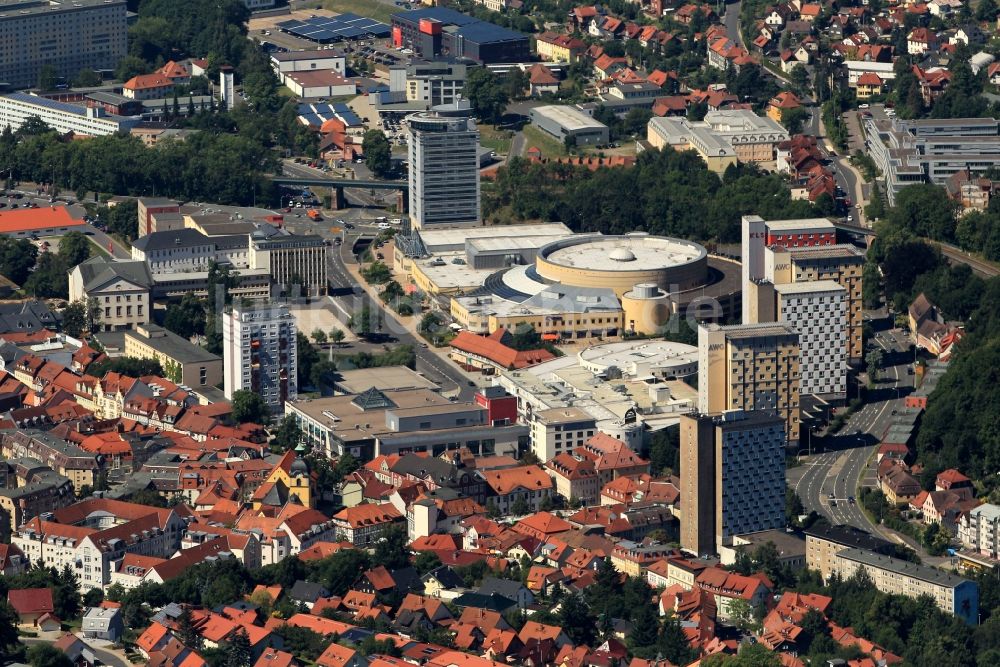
[270,175,408,210]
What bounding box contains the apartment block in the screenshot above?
[833,547,978,624]
[766,244,865,361]
[12,499,188,593]
[0,430,100,489]
[0,474,74,538]
[407,102,481,228]
[959,503,1000,560]
[680,410,786,556]
[222,305,297,411]
[529,407,597,462]
[804,524,897,581]
[124,324,222,388]
[774,281,847,398]
[698,322,801,444]
[0,0,127,90]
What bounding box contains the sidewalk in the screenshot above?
[341,254,482,383]
[816,109,868,225]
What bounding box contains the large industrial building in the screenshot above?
[529,105,610,146]
[680,410,786,555]
[407,102,481,228]
[391,7,530,64]
[865,116,1000,205]
[0,0,127,90]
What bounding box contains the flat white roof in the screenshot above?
[532,104,608,132]
[542,235,706,272]
[764,218,836,232]
[419,223,571,251]
[774,279,846,296]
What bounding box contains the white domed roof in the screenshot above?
[609,247,636,262]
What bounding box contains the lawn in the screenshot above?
[88,238,111,258]
[521,125,568,158]
[323,0,396,24]
[478,126,514,155]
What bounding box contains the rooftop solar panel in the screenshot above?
[279,14,390,42]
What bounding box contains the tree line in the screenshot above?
[865,183,1000,483]
[485,149,819,243]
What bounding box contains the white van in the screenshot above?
[377,222,391,230]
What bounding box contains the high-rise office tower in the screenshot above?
[698,322,800,444]
[680,410,787,555]
[223,304,297,411]
[766,244,865,361]
[407,100,480,229]
[741,215,837,322]
[745,280,848,399]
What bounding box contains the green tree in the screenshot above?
[88,356,163,378]
[27,644,72,667]
[866,347,884,385]
[309,359,338,390]
[311,328,327,344]
[558,594,596,646]
[360,261,391,284]
[414,551,442,575]
[647,426,679,475]
[297,332,319,391]
[789,65,811,92]
[163,294,206,338]
[728,597,756,632]
[0,237,38,285]
[82,588,104,608]
[361,129,392,178]
[976,0,998,20]
[177,605,202,650]
[0,601,21,658]
[330,328,345,346]
[225,628,251,667]
[231,389,270,425]
[347,304,379,339]
[510,497,530,516]
[781,106,810,134]
[61,300,89,338]
[657,612,696,664]
[58,231,91,267]
[72,69,102,88]
[23,253,69,299]
[271,415,302,453]
[37,64,59,92]
[464,68,510,125]
[374,526,411,571]
[628,602,660,651]
[506,68,528,99]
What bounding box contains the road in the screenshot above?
[789,322,915,542]
[325,229,479,402]
[22,635,130,667]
